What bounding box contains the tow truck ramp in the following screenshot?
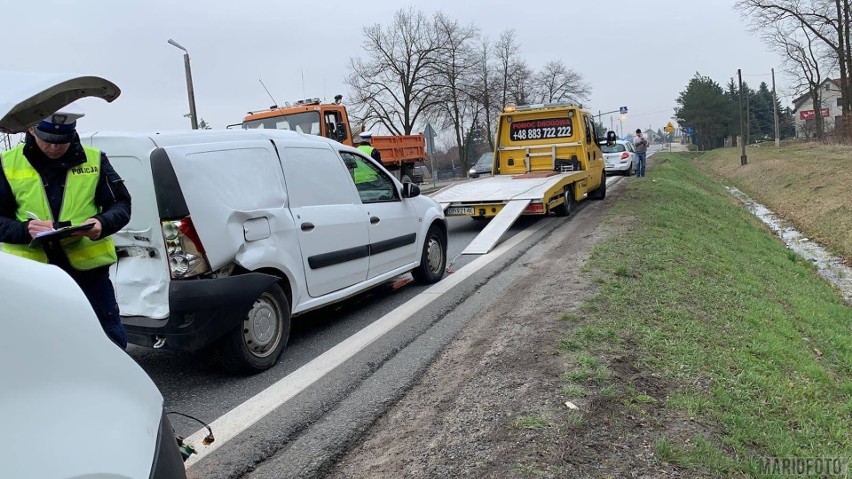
[457,199,531,255]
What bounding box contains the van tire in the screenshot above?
[553,186,574,217]
[411,224,446,284]
[589,172,606,200]
[217,283,291,373]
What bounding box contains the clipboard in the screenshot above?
[30,223,95,245]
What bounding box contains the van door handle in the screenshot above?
[370,216,380,224]
[301,222,315,231]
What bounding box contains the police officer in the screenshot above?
[0,103,131,348]
[355,131,382,162]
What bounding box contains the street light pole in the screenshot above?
[168,39,198,130]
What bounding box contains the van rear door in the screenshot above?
[84,134,172,319]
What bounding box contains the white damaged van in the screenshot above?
[82,129,448,372]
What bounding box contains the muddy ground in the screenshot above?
[325,147,717,479]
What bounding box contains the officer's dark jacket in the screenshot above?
[0,133,131,281]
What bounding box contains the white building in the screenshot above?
[791,79,843,138]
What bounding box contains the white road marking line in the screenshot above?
[184,217,554,468]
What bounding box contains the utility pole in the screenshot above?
[772,68,780,147]
[738,69,747,165]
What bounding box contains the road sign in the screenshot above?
[664,122,675,133]
[619,106,628,114]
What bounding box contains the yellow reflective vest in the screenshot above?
[354,145,380,184]
[1,145,117,270]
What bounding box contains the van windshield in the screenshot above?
[243,111,321,135]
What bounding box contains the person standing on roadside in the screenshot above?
[632,128,649,177]
[0,103,131,348]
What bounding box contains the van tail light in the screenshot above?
[620,152,629,160]
[161,217,210,279]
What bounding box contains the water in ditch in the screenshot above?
[727,186,852,305]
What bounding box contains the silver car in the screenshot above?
[602,140,635,176]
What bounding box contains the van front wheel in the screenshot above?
[411,224,446,284]
[218,283,291,373]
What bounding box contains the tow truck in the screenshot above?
[431,102,609,255]
[239,97,428,183]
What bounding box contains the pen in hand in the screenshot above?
[25,212,55,239]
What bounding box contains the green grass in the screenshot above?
[510,414,550,430]
[564,152,852,475]
[699,143,852,262]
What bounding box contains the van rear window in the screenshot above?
[509,117,572,141]
[601,144,626,153]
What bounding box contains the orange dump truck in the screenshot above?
[241,98,427,183]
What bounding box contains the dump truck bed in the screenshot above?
[371,134,426,166]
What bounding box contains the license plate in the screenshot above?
[446,206,474,216]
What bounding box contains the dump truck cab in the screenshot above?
[242,98,353,146]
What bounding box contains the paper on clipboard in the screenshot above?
[30,223,95,244]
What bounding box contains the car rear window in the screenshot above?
[601,144,626,153]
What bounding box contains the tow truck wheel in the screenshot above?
[218,283,291,373]
[412,224,447,284]
[589,172,607,200]
[554,186,574,217]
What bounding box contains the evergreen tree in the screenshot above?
[675,73,735,150]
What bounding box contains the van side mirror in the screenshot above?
[402,182,420,198]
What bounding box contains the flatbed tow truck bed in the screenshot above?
[431,170,587,255]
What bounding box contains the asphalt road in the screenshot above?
[126,145,661,478]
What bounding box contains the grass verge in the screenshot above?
[696,142,852,263]
[562,151,851,476]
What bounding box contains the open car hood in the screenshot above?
[0,71,120,133]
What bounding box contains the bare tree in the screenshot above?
[494,30,523,109]
[346,7,443,135]
[532,60,591,104]
[737,0,852,136]
[431,13,481,168]
[506,61,534,105]
[770,19,836,137]
[468,36,500,151]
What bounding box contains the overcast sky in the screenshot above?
[5,0,787,143]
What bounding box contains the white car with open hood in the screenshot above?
[84,128,447,373]
[0,71,188,479]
